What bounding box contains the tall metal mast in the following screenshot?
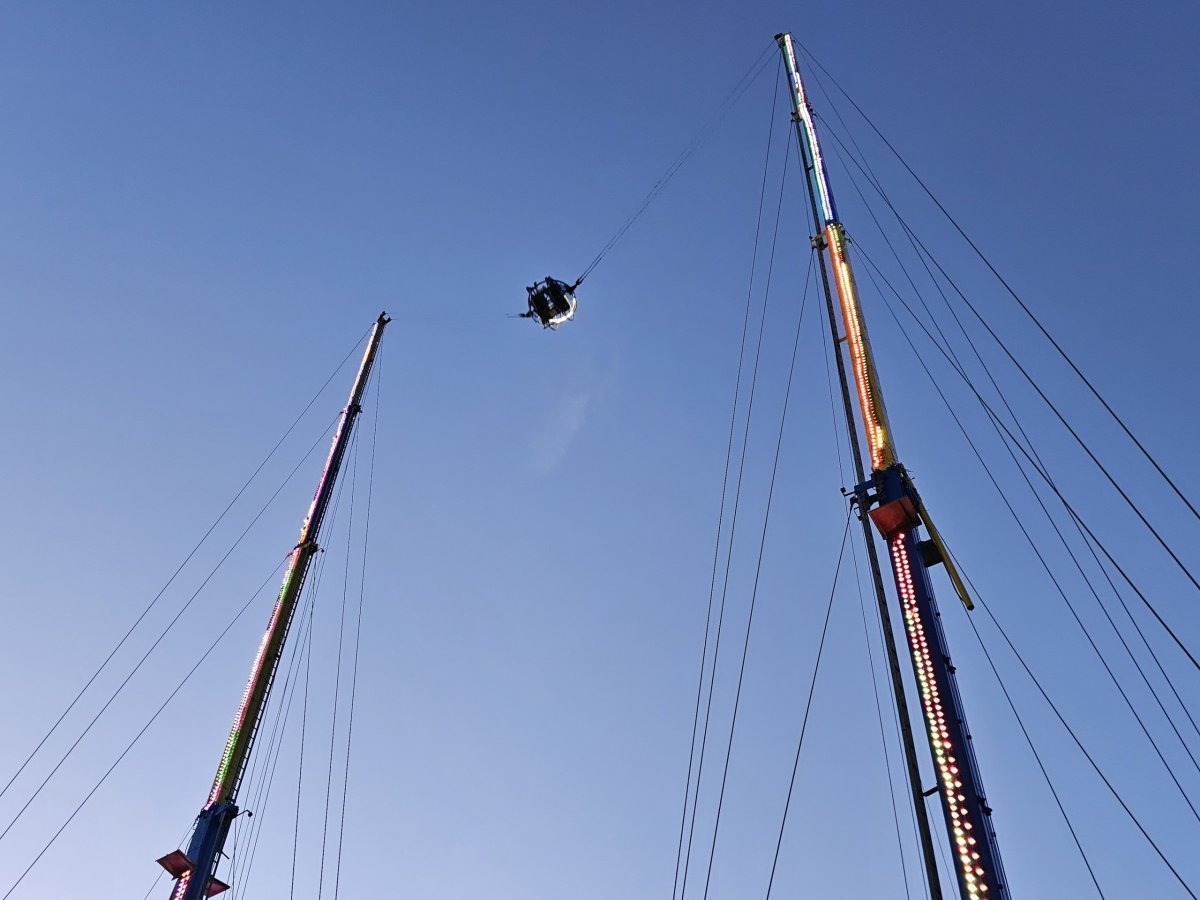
[157,312,390,900]
[776,33,1008,899]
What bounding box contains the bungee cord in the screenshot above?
[575,43,778,288]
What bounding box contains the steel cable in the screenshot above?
[290,602,314,900]
[676,95,787,900]
[317,430,359,899]
[671,61,781,900]
[0,414,340,848]
[806,117,1200,673]
[830,143,1200,688]
[763,513,851,898]
[860,252,1200,826]
[794,41,1200,527]
[847,535,915,900]
[333,341,383,897]
[0,328,371,807]
[0,557,288,900]
[678,126,794,899]
[815,266,922,900]
[700,218,811,900]
[698,237,813,900]
[810,104,1200,599]
[232,452,353,899]
[966,581,1197,898]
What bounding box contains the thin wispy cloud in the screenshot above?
[528,391,592,475]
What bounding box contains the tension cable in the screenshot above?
[796,40,1200,527]
[671,58,782,900]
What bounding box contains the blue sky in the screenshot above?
[1,2,1199,898]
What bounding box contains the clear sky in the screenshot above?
[1,2,1198,898]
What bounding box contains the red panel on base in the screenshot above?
[868,496,920,538]
[155,851,229,895]
[156,850,193,878]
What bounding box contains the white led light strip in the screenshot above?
[892,535,988,896]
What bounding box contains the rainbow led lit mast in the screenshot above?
[776,32,1009,899]
[155,312,389,900]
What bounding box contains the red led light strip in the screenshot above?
[891,533,988,897]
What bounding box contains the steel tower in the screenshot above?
[777,33,1008,899]
[156,312,389,900]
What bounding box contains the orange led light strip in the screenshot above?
[892,534,989,896]
[826,223,894,471]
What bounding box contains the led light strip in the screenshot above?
[827,225,892,470]
[891,534,988,897]
[203,406,353,807]
[205,560,295,807]
[780,35,837,224]
[170,871,192,900]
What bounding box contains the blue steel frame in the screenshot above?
[863,466,1008,898]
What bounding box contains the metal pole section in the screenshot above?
[775,31,1009,898]
[775,33,944,900]
[868,467,1009,900]
[158,312,390,900]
